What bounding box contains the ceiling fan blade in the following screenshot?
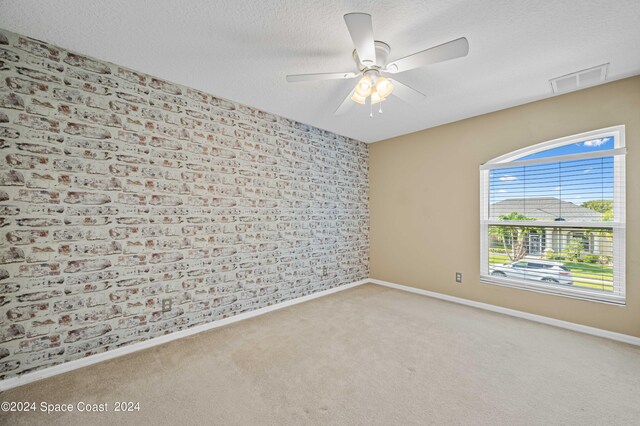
[286,72,358,83]
[335,88,356,115]
[386,37,469,74]
[389,79,426,104]
[343,13,376,66]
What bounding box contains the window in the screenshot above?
[480,126,626,304]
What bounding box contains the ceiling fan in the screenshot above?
[286,13,469,116]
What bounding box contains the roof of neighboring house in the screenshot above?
[490,197,603,221]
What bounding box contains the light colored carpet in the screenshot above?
[1,284,639,425]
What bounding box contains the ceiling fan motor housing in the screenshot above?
[353,41,390,71]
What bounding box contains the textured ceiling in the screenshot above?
[0,0,639,143]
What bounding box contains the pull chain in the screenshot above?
[379,102,382,114]
[369,100,373,118]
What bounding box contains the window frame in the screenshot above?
[479,125,626,305]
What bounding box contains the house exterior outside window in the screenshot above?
[479,126,626,304]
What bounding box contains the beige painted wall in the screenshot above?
[370,76,640,337]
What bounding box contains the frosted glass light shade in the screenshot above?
[351,91,367,104]
[354,76,372,97]
[375,77,394,98]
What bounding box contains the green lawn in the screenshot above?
[489,253,613,291]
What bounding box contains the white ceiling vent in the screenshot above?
[550,64,609,94]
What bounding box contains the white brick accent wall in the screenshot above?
[0,28,369,379]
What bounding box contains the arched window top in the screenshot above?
[484,125,625,166]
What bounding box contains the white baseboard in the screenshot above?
[4,277,638,392]
[368,278,640,347]
[0,279,369,392]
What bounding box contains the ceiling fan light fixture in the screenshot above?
[350,91,367,104]
[354,76,373,97]
[375,77,394,98]
[370,89,384,105]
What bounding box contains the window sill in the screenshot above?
[480,275,626,306]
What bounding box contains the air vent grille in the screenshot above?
[550,63,608,94]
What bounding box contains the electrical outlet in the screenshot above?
[162,298,172,313]
[455,272,462,283]
[322,266,328,277]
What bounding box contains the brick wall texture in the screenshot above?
[0,28,369,380]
